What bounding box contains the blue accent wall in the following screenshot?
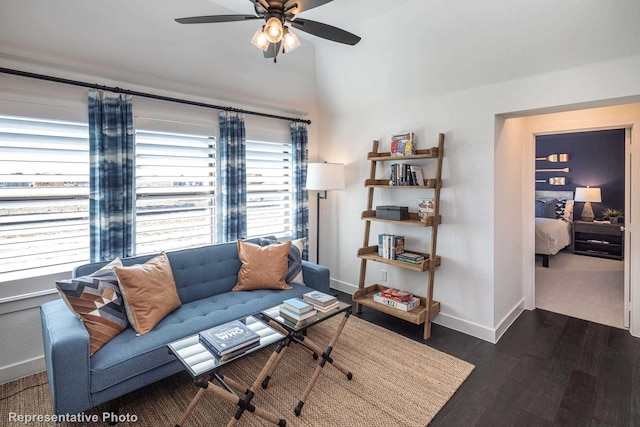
[535,129,625,220]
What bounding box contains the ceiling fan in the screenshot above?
[175,0,361,62]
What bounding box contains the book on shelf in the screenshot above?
[199,320,261,357]
[377,234,405,260]
[396,252,426,264]
[379,287,414,302]
[282,298,315,314]
[373,292,420,312]
[418,198,435,223]
[390,132,416,157]
[279,305,317,321]
[389,164,422,186]
[302,291,338,307]
[410,165,425,186]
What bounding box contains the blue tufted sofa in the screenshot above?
[40,238,330,416]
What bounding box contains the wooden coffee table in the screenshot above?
[260,300,353,416]
[168,315,286,427]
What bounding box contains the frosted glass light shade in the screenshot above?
[282,27,301,53]
[574,187,602,203]
[306,163,345,190]
[251,26,269,51]
[264,17,284,43]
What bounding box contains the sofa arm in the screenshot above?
[301,261,331,294]
[40,299,92,415]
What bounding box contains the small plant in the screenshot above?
[603,208,623,217]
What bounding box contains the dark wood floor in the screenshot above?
[334,290,640,426]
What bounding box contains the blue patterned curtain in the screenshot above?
[219,111,247,241]
[88,89,135,262]
[291,122,309,260]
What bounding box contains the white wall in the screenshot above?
[316,53,640,342]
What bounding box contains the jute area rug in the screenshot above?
[1,316,474,426]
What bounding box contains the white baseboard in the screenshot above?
[330,278,356,294]
[0,356,46,385]
[494,299,525,342]
[330,281,525,344]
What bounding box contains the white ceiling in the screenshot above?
[2,0,640,115]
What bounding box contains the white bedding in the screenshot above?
[535,217,572,255]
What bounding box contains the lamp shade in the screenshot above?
[574,187,602,203]
[306,163,345,190]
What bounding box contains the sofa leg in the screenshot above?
[107,398,121,425]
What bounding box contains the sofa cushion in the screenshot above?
[233,240,292,291]
[55,259,128,355]
[114,252,182,336]
[261,238,307,285]
[88,284,311,393]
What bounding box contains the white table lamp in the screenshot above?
[574,187,601,222]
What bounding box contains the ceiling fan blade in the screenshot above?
[264,42,282,58]
[284,0,334,15]
[290,18,361,45]
[175,15,260,24]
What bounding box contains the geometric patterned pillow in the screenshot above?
[555,199,567,218]
[286,238,306,285]
[55,258,128,355]
[260,237,307,285]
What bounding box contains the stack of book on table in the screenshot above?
[373,288,420,312]
[199,319,261,361]
[279,298,317,323]
[302,291,340,312]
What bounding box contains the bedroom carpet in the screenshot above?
[535,251,625,329]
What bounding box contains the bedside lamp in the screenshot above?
[574,187,601,222]
[306,162,345,263]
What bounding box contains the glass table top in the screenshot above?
[168,315,284,378]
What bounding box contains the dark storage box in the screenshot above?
[376,205,409,220]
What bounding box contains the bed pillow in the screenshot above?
[55,258,128,355]
[113,252,182,336]
[557,199,574,221]
[535,199,557,218]
[233,240,292,291]
[261,237,307,285]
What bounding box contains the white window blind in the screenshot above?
[0,115,90,276]
[135,130,216,254]
[245,139,293,239]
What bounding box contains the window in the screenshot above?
[135,130,216,254]
[245,139,293,239]
[0,115,90,276]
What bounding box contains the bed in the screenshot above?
[535,190,574,267]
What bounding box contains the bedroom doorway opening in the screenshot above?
[534,128,629,329]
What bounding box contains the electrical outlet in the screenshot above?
[379,270,387,282]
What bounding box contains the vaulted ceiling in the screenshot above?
[2,0,640,115]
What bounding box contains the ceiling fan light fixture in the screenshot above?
[251,26,270,51]
[264,16,284,43]
[282,27,301,53]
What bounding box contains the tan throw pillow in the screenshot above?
[113,252,181,336]
[233,240,292,291]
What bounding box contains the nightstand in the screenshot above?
[572,220,624,260]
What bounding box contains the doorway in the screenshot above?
[534,129,626,328]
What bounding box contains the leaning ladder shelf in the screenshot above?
[353,133,445,339]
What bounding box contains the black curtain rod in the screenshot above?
[0,67,311,125]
